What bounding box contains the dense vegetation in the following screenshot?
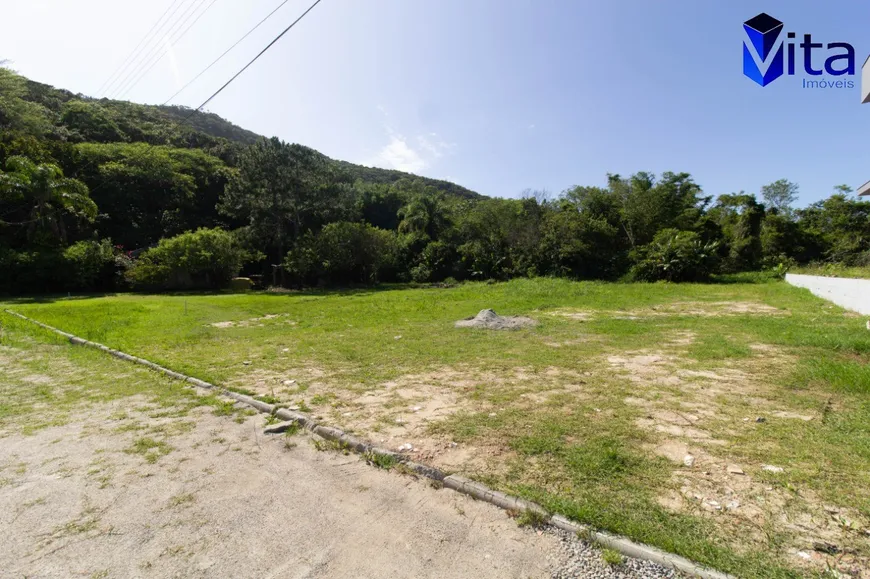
[1,66,868,293]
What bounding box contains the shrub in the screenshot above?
[126,228,251,290]
[62,239,116,290]
[0,248,65,294]
[284,222,398,285]
[630,229,720,282]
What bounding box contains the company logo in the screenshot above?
[742,13,855,88]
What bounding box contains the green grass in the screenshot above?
[4,277,870,577]
[364,450,399,470]
[125,437,173,463]
[601,548,624,566]
[790,264,870,280]
[513,507,549,529]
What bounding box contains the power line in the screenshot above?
[74,0,324,204]
[107,0,209,99]
[187,0,323,115]
[162,0,293,106]
[97,0,188,97]
[113,0,222,100]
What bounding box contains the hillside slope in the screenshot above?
[19,76,481,199]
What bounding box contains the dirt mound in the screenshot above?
[455,309,537,330]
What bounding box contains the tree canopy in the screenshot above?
[1,67,868,294]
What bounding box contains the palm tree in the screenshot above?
[0,156,97,244]
[397,193,446,239]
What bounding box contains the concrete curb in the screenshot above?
[4,309,733,579]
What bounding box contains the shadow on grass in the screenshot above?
[1,273,783,305]
[0,282,451,306]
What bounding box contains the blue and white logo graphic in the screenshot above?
[743,13,784,87]
[742,13,856,91]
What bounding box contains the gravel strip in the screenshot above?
[548,528,680,579]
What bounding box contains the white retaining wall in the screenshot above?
[785,273,870,315]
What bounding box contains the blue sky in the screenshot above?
[3,0,869,206]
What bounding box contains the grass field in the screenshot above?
[790,264,870,280]
[3,277,870,578]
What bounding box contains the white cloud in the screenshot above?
[377,135,427,173]
[416,133,455,159]
[367,107,455,174]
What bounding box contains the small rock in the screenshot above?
[342,412,352,417]
[726,500,740,510]
[398,443,414,452]
[448,442,458,448]
[703,500,722,511]
[813,541,840,555]
[488,412,497,417]
[263,421,298,435]
[411,406,422,412]
[281,348,290,352]
[727,465,745,475]
[394,335,402,340]
[395,418,404,424]
[796,551,812,560]
[762,464,784,473]
[242,360,252,365]
[286,405,300,411]
[683,454,695,468]
[282,379,296,386]
[824,505,840,514]
[755,416,766,423]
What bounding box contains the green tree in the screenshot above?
[760,179,799,217]
[397,190,448,238]
[707,193,765,271]
[0,156,96,245]
[284,221,397,285]
[0,66,54,136]
[220,138,353,285]
[798,194,870,264]
[538,199,620,279]
[630,229,720,282]
[61,100,126,143]
[73,142,229,248]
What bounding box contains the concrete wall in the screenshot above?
[785,273,870,315]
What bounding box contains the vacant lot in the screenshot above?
[0,323,575,578]
[5,277,870,577]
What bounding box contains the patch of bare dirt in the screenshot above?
[208,313,295,328]
[612,349,869,575]
[224,366,331,399]
[550,301,788,322]
[661,444,869,576]
[607,354,683,386]
[548,310,594,321]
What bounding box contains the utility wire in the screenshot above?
[108,0,210,99]
[97,0,188,97]
[72,0,324,205]
[162,0,294,106]
[186,0,323,115]
[113,0,222,100]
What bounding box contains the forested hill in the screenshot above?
[15,74,481,199]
